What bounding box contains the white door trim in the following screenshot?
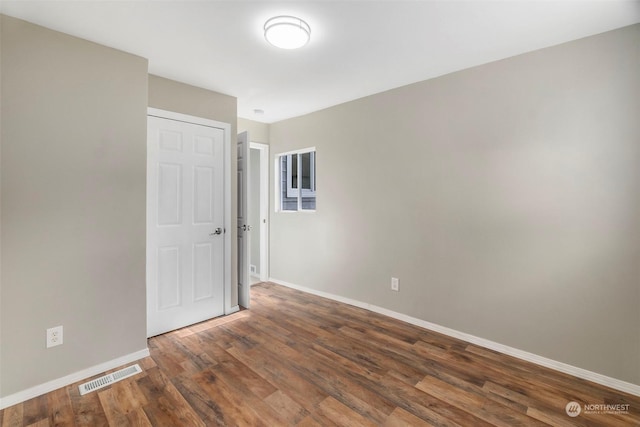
[250,142,270,282]
[147,107,236,315]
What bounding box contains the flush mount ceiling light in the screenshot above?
[264,16,311,49]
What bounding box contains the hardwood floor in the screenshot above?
[2,282,639,426]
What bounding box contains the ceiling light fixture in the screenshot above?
[264,15,311,50]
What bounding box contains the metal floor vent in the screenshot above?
[78,364,142,395]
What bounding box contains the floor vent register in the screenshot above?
[78,364,142,395]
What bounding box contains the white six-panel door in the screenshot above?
[147,115,225,337]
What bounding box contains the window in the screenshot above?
[276,148,316,211]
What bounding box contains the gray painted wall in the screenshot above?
[238,118,269,145]
[1,15,148,397]
[0,18,239,400]
[269,24,640,384]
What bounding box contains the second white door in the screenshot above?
[237,131,251,308]
[147,115,225,337]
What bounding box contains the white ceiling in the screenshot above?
[2,1,639,123]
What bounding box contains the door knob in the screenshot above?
[239,224,252,231]
[210,228,222,236]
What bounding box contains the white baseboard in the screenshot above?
[269,277,640,397]
[0,348,150,410]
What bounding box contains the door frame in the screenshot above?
[147,107,237,317]
[250,142,270,282]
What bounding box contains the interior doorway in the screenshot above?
[146,108,233,337]
[249,142,270,284]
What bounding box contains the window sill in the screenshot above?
[275,210,316,214]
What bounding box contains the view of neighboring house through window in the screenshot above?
[277,148,316,211]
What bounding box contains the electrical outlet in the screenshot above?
[47,326,63,348]
[391,277,399,292]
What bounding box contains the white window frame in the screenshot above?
[286,151,315,198]
[275,147,316,213]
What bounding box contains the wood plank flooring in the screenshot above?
[2,282,640,426]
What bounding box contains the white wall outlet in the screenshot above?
[46,325,63,348]
[391,277,399,292]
